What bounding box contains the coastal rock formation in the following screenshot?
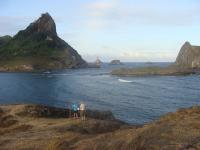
[0,13,87,71]
[16,104,116,120]
[175,42,200,68]
[109,59,122,65]
[95,57,102,66]
[87,57,102,68]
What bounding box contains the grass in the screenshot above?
[0,104,200,150]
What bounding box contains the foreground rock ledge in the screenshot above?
[0,104,200,150]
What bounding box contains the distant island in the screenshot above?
[95,57,102,66]
[87,57,102,68]
[109,59,123,65]
[111,42,200,76]
[0,13,87,72]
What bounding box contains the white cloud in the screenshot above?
[81,50,177,62]
[120,51,176,61]
[83,0,200,30]
[84,1,117,29]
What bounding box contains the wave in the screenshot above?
[51,73,71,76]
[118,79,134,83]
[43,71,51,74]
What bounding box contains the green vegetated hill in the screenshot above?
[0,13,87,71]
[0,35,12,47]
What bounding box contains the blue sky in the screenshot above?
[0,0,200,62]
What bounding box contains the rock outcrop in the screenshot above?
[175,41,200,68]
[95,57,102,66]
[110,59,122,65]
[0,13,87,71]
[87,57,102,68]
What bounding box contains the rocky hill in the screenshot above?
[0,104,200,150]
[175,42,200,68]
[0,13,87,71]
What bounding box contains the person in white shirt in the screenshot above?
[79,102,86,120]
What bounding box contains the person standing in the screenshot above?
[80,102,86,120]
[72,103,78,119]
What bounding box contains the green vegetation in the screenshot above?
[0,35,12,48]
[0,33,59,58]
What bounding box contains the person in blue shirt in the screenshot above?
[72,104,78,119]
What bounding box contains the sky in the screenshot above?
[0,0,200,62]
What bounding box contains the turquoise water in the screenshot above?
[0,62,200,124]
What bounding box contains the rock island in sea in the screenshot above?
[0,13,87,72]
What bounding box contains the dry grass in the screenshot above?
[72,106,200,150]
[0,104,125,150]
[0,104,200,150]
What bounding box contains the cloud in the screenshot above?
[85,1,116,19]
[82,50,177,62]
[83,0,200,30]
[120,51,176,61]
[84,1,117,29]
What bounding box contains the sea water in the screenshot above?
[0,62,200,124]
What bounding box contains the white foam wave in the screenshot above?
[118,79,133,83]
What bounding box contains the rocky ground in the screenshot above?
[0,104,200,150]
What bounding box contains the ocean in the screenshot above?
[0,62,200,124]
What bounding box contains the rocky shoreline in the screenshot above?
[0,103,200,150]
[111,66,197,76]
